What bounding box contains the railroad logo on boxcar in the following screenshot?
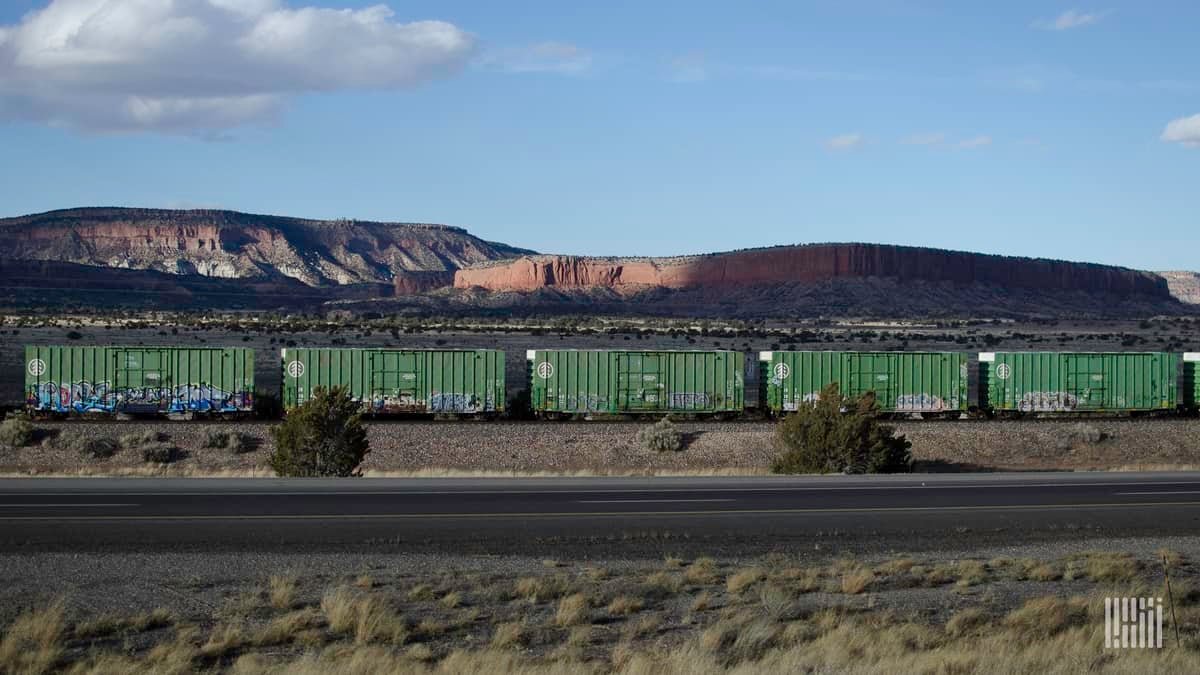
[536,362,554,379]
[286,360,305,378]
[773,363,790,380]
[27,359,46,377]
[995,363,1012,380]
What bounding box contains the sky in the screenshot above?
[0,0,1197,271]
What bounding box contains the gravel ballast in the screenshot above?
[1,418,1198,476]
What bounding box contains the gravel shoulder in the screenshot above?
[2,418,1199,476]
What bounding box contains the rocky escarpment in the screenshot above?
[1160,271,1200,305]
[454,244,1171,298]
[0,208,531,287]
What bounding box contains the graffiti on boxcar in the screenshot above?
[28,381,252,413]
[894,393,958,412]
[430,392,496,413]
[1016,391,1079,412]
[668,392,712,408]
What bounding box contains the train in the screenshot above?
[21,345,1200,419]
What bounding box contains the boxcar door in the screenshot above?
[369,351,421,413]
[617,353,663,412]
[848,354,894,409]
[113,348,172,413]
[1066,354,1106,410]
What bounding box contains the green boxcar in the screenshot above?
[1183,353,1199,410]
[280,348,505,414]
[980,351,1178,413]
[24,345,254,415]
[759,351,968,414]
[527,349,744,415]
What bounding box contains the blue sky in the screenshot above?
[0,1,1196,270]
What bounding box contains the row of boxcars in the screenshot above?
[22,345,1200,418]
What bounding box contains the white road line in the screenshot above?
[576,498,736,504]
[0,503,139,508]
[1115,491,1200,496]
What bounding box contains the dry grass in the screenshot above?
[945,607,990,637]
[691,591,713,612]
[353,597,408,645]
[253,608,323,646]
[955,560,988,588]
[439,591,463,609]
[267,575,297,610]
[608,595,644,616]
[644,571,683,597]
[320,586,359,633]
[353,575,374,590]
[406,584,435,602]
[683,557,720,585]
[1004,596,1088,639]
[555,593,591,627]
[74,608,172,639]
[840,566,875,595]
[1081,552,1142,583]
[0,599,65,675]
[758,585,794,621]
[490,621,525,649]
[725,567,763,594]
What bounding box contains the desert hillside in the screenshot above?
[0,207,530,287]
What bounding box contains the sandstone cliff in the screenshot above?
[453,245,1170,298]
[1159,271,1200,305]
[0,208,530,287]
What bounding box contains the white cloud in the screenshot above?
[666,53,708,83]
[1033,9,1112,31]
[1161,114,1200,148]
[901,132,945,146]
[0,0,474,134]
[825,133,864,151]
[955,136,992,149]
[477,42,591,75]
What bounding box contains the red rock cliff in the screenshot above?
[454,245,1170,297]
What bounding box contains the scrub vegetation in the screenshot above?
[268,386,369,477]
[772,383,912,474]
[7,549,1198,674]
[638,417,684,452]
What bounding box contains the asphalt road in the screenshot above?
[3,473,1200,555]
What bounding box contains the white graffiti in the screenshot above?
[1017,391,1079,412]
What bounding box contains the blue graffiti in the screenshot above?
[28,381,253,414]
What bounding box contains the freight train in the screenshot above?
[21,345,1200,419]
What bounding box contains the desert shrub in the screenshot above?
[119,430,165,450]
[269,386,369,477]
[59,431,119,459]
[205,431,255,454]
[0,413,34,448]
[142,444,180,464]
[772,383,911,474]
[638,417,683,452]
[1055,423,1107,449]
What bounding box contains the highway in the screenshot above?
[2,472,1200,554]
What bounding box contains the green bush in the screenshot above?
[772,383,911,474]
[269,386,369,477]
[204,430,255,454]
[0,413,34,448]
[638,417,683,452]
